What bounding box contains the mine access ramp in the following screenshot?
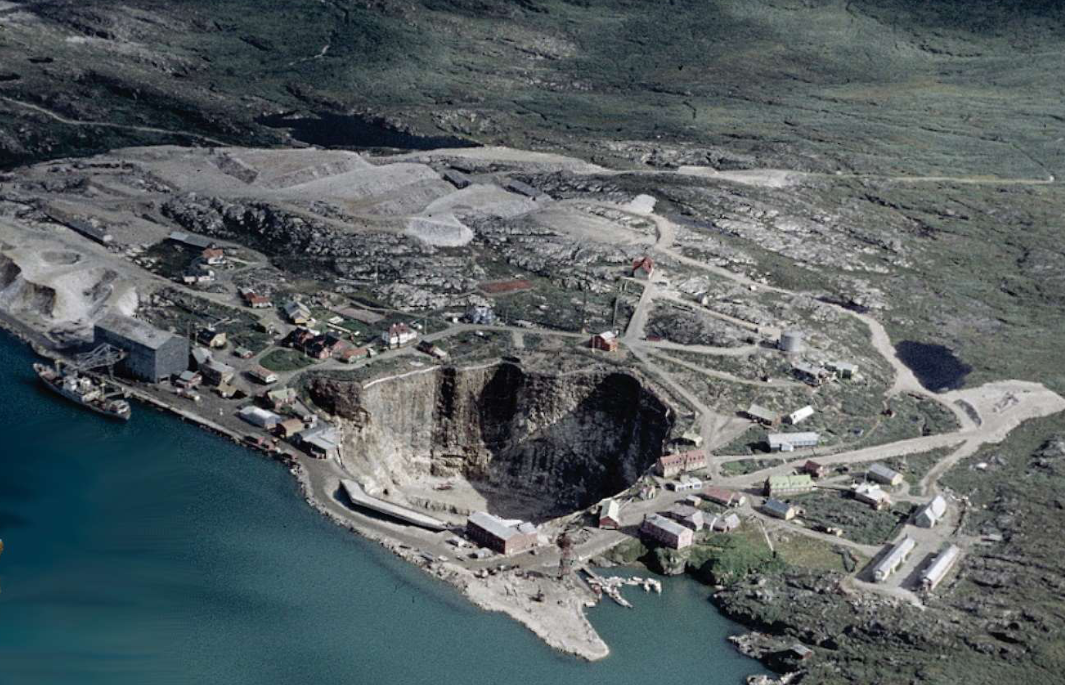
[340,480,447,532]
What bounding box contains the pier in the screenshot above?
[340,479,448,531]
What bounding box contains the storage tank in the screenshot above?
[779,330,805,353]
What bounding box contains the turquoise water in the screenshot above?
[0,334,759,684]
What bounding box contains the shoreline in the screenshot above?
[0,319,615,662]
[287,460,612,661]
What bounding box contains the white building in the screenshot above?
[920,545,961,591]
[913,495,948,528]
[767,432,820,452]
[238,406,282,429]
[786,405,815,425]
[381,323,418,348]
[852,482,891,510]
[668,475,703,492]
[872,537,916,582]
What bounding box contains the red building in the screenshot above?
[640,514,693,549]
[801,460,827,479]
[656,449,707,478]
[590,330,619,352]
[305,333,347,360]
[632,256,655,280]
[598,499,621,529]
[702,486,746,508]
[466,512,539,555]
[242,291,272,309]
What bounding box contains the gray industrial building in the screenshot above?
[93,313,189,382]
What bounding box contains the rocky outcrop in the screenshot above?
[308,363,674,519]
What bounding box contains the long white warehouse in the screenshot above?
[872,536,916,582]
[920,545,961,591]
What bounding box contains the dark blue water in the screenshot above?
[0,334,758,684]
[895,340,973,392]
[257,112,474,151]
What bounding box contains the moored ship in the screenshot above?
[34,361,131,421]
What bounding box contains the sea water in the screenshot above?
[0,334,758,684]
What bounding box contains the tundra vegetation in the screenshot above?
[1,1,1065,683]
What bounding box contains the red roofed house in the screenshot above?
[590,330,619,352]
[243,292,272,309]
[305,333,347,360]
[801,460,827,479]
[702,486,747,508]
[201,247,226,266]
[632,256,655,280]
[656,449,707,478]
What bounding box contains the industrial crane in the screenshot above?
[69,343,126,374]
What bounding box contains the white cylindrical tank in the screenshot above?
[779,330,805,353]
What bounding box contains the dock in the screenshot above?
[340,479,448,531]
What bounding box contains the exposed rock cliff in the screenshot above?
[308,362,674,519]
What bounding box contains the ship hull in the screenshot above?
[34,364,131,421]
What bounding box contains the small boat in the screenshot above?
[34,361,131,421]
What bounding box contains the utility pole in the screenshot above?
[757,518,776,557]
[579,289,588,334]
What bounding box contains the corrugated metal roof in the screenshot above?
[168,230,214,249]
[767,432,820,448]
[746,403,777,421]
[873,537,916,578]
[643,514,689,537]
[868,463,902,481]
[600,499,620,520]
[469,511,525,541]
[762,498,794,516]
[767,473,813,489]
[921,544,961,587]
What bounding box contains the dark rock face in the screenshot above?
[308,362,674,519]
[162,194,429,259]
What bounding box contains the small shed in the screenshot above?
[590,331,619,352]
[248,365,278,385]
[275,417,305,440]
[631,256,655,280]
[711,513,741,532]
[197,328,227,349]
[762,498,797,520]
[786,405,815,425]
[743,403,778,426]
[599,499,622,530]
